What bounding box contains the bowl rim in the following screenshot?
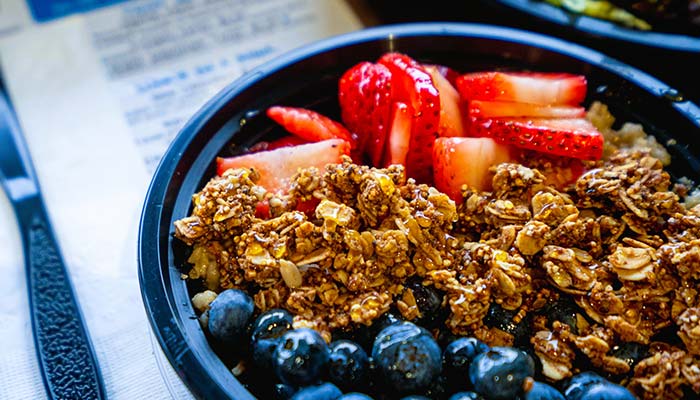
[493,0,700,52]
[138,22,700,400]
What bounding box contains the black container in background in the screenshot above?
[368,0,700,103]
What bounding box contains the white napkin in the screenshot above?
[0,1,362,398]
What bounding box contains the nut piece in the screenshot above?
[609,246,654,282]
[279,259,302,288]
[192,290,218,312]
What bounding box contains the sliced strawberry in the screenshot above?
[378,53,440,183]
[426,66,466,137]
[469,117,603,160]
[384,102,412,166]
[338,62,393,165]
[430,64,461,87]
[249,135,308,152]
[468,100,586,119]
[456,72,587,105]
[216,138,351,192]
[267,106,352,143]
[433,137,517,200]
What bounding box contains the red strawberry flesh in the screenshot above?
[338,62,393,165]
[469,117,603,160]
[379,53,440,183]
[433,137,517,200]
[468,100,586,119]
[384,101,412,166]
[216,138,351,192]
[426,66,466,138]
[266,106,352,143]
[457,72,587,105]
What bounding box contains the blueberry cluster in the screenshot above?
[206,289,638,400]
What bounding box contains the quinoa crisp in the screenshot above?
[175,103,700,399]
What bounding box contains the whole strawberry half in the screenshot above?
[379,53,440,183]
[338,61,393,165]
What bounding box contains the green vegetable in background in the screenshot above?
[544,0,653,29]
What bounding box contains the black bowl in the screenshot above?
[138,23,700,400]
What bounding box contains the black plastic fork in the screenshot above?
[0,83,106,400]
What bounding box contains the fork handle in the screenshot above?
[18,197,106,400]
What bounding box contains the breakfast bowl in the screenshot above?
[138,23,700,400]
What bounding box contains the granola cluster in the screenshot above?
[448,150,700,399]
[176,161,459,342]
[175,105,700,398]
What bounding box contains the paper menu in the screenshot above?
[88,0,362,171]
[0,0,362,398]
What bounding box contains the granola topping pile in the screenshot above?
[176,143,700,399]
[169,52,700,399]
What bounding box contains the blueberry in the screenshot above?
[443,337,490,389]
[251,309,293,369]
[468,346,535,400]
[351,312,403,351]
[290,382,342,400]
[448,392,485,400]
[564,372,607,400]
[520,348,544,380]
[273,383,298,400]
[252,308,294,340]
[405,279,445,327]
[565,373,636,400]
[572,381,637,400]
[400,396,430,400]
[328,340,369,391]
[274,328,330,386]
[372,321,442,394]
[484,304,531,346]
[610,342,648,374]
[371,312,403,335]
[338,393,374,400]
[207,289,254,343]
[541,296,584,334]
[522,381,564,400]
